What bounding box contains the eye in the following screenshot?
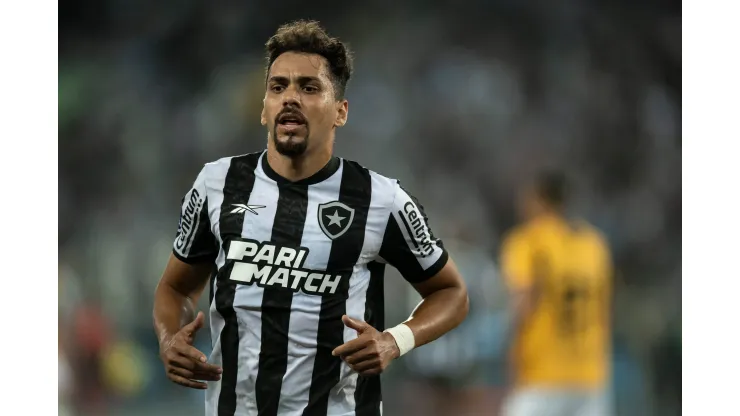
[303,85,319,94]
[271,85,285,93]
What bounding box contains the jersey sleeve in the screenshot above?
[500,230,534,291]
[172,166,219,264]
[378,182,448,284]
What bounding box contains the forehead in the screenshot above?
[269,52,331,82]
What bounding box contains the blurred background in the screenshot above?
[58,0,681,415]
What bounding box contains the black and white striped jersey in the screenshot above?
[173,151,448,416]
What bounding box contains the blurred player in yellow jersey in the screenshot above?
[500,171,613,416]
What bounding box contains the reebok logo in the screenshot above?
[226,239,345,296]
[230,204,265,215]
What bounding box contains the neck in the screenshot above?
[266,141,333,182]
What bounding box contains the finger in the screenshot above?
[191,360,223,375]
[342,315,370,333]
[343,347,376,365]
[169,365,200,380]
[352,358,381,373]
[170,365,221,382]
[168,373,208,389]
[176,344,209,364]
[169,355,197,371]
[171,348,222,375]
[191,372,222,382]
[332,337,367,357]
[183,311,205,335]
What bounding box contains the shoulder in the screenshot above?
[339,157,400,196]
[201,151,264,178]
[338,159,433,218]
[204,151,263,170]
[188,152,264,194]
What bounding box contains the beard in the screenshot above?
[272,126,310,157]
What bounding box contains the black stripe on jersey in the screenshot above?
[363,261,386,332]
[355,260,386,416]
[215,153,261,416]
[304,161,372,416]
[256,184,310,416]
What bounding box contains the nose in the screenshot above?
[282,86,301,108]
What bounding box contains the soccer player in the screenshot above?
[152,20,469,416]
[499,172,613,416]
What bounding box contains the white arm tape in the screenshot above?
[384,323,416,356]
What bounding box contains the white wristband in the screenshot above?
[384,324,415,356]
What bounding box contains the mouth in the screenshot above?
[277,113,307,127]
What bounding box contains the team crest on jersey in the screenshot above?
[318,201,355,240]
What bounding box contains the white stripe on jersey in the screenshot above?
[327,171,396,415]
[277,160,345,414]
[204,157,231,413]
[233,157,281,415]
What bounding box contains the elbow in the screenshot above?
[456,286,470,328]
[462,290,470,322]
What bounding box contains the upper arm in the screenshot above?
[411,257,465,299]
[160,253,213,303]
[378,182,449,285]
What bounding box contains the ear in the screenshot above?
[334,99,348,128]
[260,98,267,126]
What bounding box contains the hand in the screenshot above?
[332,315,401,377]
[160,311,222,389]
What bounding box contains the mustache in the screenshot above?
[275,109,307,124]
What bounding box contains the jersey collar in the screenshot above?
[261,151,341,186]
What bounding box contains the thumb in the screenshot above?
[342,315,369,333]
[184,311,205,334]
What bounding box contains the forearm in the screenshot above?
[154,254,212,347]
[153,282,192,347]
[403,286,469,348]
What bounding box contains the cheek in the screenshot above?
[263,99,280,118]
[311,104,336,126]
[263,109,277,126]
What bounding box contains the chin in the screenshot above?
[274,135,308,157]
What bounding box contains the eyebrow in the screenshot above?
[268,75,322,85]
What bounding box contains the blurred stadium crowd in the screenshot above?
[59,0,681,415]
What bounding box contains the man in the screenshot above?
[153,20,469,416]
[499,172,613,416]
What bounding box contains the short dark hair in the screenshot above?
[535,170,569,207]
[265,20,353,100]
